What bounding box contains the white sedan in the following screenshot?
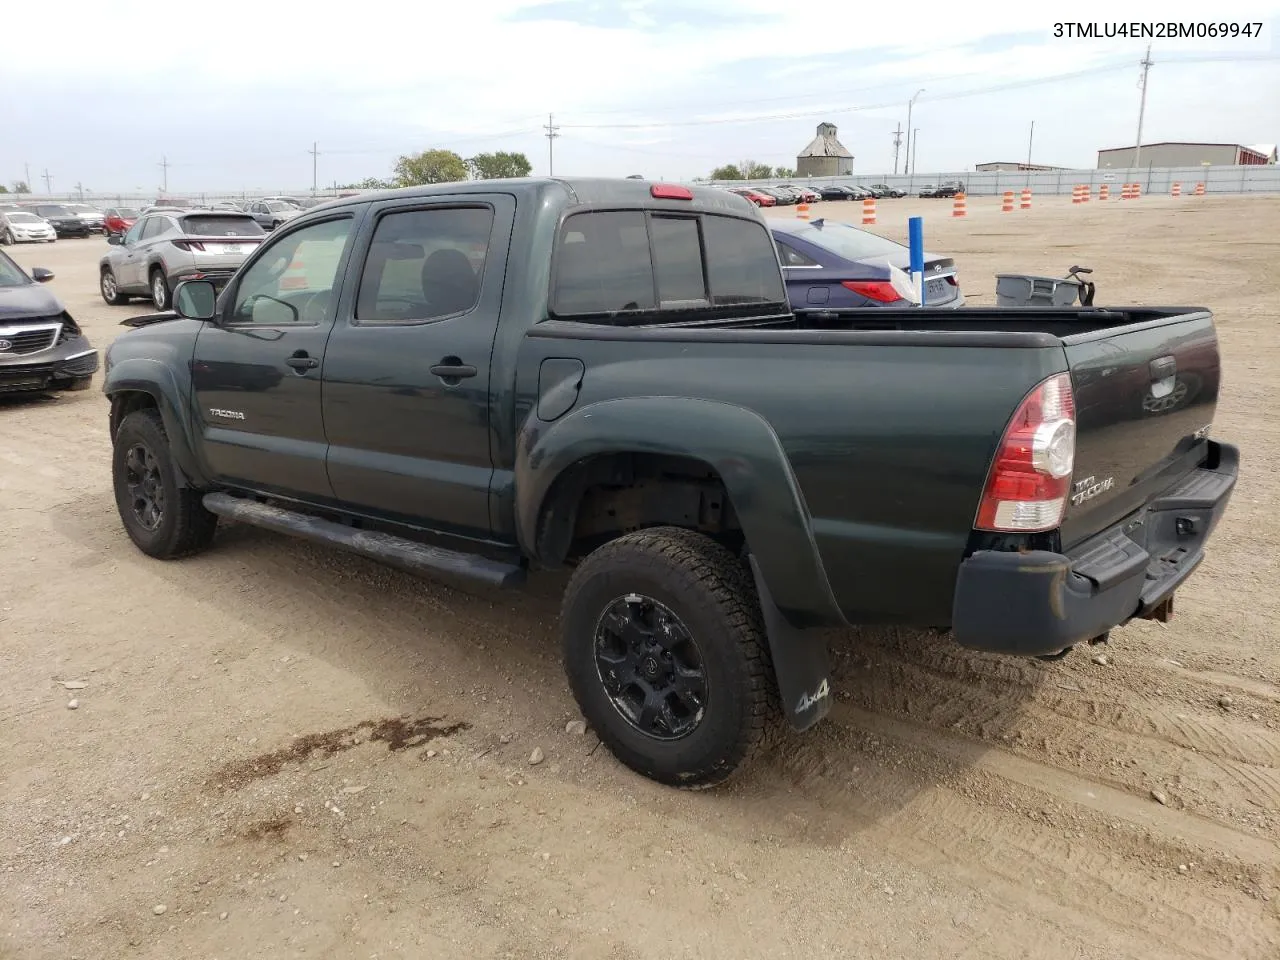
[0,211,56,244]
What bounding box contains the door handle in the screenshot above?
[286,354,319,371]
[429,359,478,381]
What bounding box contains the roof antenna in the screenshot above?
[811,217,824,227]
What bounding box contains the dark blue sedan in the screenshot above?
[770,218,964,310]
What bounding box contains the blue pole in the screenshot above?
[908,215,925,306]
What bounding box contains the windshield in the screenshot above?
[6,213,41,224]
[115,208,140,218]
[264,201,293,212]
[35,205,72,217]
[785,222,907,261]
[180,214,265,237]
[0,251,30,287]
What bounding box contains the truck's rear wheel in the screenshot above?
[561,527,779,788]
[112,409,217,559]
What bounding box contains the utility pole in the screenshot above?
[23,162,30,194]
[912,130,919,176]
[42,168,53,194]
[1026,120,1035,167]
[75,181,84,200]
[892,124,903,175]
[905,88,925,174]
[309,142,321,195]
[544,113,560,176]
[1134,43,1153,168]
[159,155,170,192]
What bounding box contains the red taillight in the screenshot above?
[650,183,693,200]
[842,280,903,303]
[975,372,1076,532]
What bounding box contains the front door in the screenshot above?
[116,218,150,290]
[190,211,362,502]
[321,194,515,539]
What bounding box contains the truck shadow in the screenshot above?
[51,495,1047,850]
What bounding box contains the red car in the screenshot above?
[103,207,140,238]
[728,187,776,207]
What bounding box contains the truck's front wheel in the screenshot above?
[112,409,217,559]
[561,527,779,788]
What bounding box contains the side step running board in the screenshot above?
[202,492,525,588]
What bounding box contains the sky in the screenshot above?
[1,0,1277,196]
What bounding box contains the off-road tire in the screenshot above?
[561,526,780,789]
[112,409,217,559]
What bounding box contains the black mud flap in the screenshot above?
[747,555,832,732]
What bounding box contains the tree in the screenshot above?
[0,184,7,194]
[468,151,532,180]
[393,149,469,186]
[338,176,395,190]
[710,164,742,180]
[774,167,796,179]
[10,180,29,193]
[740,160,773,180]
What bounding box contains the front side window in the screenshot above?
[228,217,353,325]
[123,220,145,245]
[355,205,494,324]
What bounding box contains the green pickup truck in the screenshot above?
[102,177,1238,788]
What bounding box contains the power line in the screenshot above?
[556,54,1278,131]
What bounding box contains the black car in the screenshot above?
[818,185,859,201]
[920,181,965,198]
[25,204,93,238]
[0,250,99,394]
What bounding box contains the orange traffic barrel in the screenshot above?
[796,202,810,220]
[1019,188,1032,210]
[951,192,967,217]
[1099,184,1110,200]
[861,197,876,225]
[1001,191,1014,212]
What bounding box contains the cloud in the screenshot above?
[1,0,1276,190]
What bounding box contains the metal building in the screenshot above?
[796,123,854,178]
[1097,142,1273,168]
[975,162,1070,172]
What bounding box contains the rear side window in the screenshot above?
[181,215,264,237]
[551,210,784,321]
[355,205,494,324]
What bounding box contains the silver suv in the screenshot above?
[244,199,302,231]
[99,210,266,309]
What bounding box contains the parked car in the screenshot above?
[24,204,92,238]
[818,185,855,201]
[147,198,194,211]
[759,186,800,205]
[770,218,963,310]
[0,249,99,393]
[727,187,775,207]
[920,181,965,198]
[99,210,266,309]
[868,183,907,198]
[243,199,303,230]
[63,203,106,234]
[101,177,1236,790]
[1,211,57,244]
[776,184,821,203]
[104,207,141,237]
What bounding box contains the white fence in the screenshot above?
[708,164,1280,197]
[5,164,1277,207]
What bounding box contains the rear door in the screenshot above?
[1058,311,1220,548]
[189,211,361,502]
[320,193,515,539]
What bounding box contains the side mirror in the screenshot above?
[173,279,217,321]
[106,233,123,245]
[31,267,54,283]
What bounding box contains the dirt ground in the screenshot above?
[2,193,1277,960]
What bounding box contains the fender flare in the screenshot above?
[103,358,209,488]
[514,395,843,631]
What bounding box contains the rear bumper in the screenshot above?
[951,440,1238,656]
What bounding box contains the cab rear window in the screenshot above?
[551,209,785,322]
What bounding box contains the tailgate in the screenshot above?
[1059,310,1220,549]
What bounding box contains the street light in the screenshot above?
[905,88,925,174]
